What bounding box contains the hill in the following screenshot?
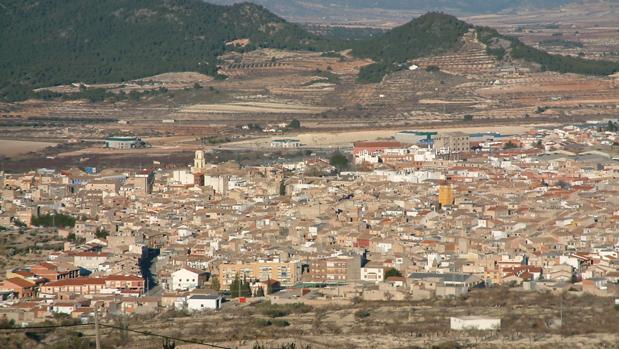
[351,13,471,83]
[350,12,619,83]
[209,0,576,17]
[1,2,618,101]
[0,0,332,101]
[477,27,619,76]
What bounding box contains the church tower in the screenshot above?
[191,150,206,186]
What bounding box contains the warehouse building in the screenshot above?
[270,139,301,148]
[104,136,147,149]
[394,131,437,145]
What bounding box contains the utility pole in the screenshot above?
[94,305,101,349]
[560,292,564,328]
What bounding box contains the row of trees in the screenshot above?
[477,26,619,76]
[31,213,76,228]
[227,274,277,298]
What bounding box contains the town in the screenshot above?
[1,121,619,348]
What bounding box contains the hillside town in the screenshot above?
[1,122,619,329]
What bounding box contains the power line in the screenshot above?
[98,323,232,349]
[1,322,232,349]
[0,323,92,330]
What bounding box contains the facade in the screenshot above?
[361,264,385,283]
[104,136,146,149]
[31,262,80,282]
[450,316,501,331]
[171,268,207,291]
[72,252,111,271]
[218,260,301,289]
[0,278,36,299]
[271,139,301,148]
[409,273,482,289]
[434,133,470,154]
[103,275,145,294]
[172,170,195,185]
[438,185,455,207]
[353,141,403,156]
[126,171,155,195]
[40,278,106,296]
[187,294,223,311]
[307,255,362,284]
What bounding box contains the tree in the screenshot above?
[463,114,474,122]
[354,309,371,319]
[288,119,301,129]
[31,213,76,228]
[211,276,220,291]
[95,228,109,240]
[503,141,518,149]
[556,180,571,190]
[12,218,26,228]
[534,140,544,149]
[329,151,349,170]
[384,268,403,279]
[0,318,16,329]
[607,121,618,132]
[229,274,251,298]
[256,287,265,297]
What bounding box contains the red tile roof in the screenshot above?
[3,277,36,288]
[353,141,403,148]
[103,275,143,281]
[44,278,106,287]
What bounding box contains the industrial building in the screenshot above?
[394,131,437,145]
[270,139,301,148]
[104,136,146,149]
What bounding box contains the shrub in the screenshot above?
[354,309,371,319]
[256,302,312,318]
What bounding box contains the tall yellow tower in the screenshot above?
[191,150,206,186]
[438,185,454,207]
[192,150,206,174]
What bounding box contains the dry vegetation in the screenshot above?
[2,287,617,349]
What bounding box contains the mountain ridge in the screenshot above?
[208,0,578,17]
[0,0,331,100]
[1,0,617,101]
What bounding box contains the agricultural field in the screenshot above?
[2,6,619,171]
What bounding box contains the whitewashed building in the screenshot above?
[171,267,208,291]
[361,263,384,283]
[187,294,223,311]
[450,316,501,331]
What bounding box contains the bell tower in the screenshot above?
[191,150,206,186]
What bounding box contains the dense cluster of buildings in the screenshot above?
[1,124,618,325]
